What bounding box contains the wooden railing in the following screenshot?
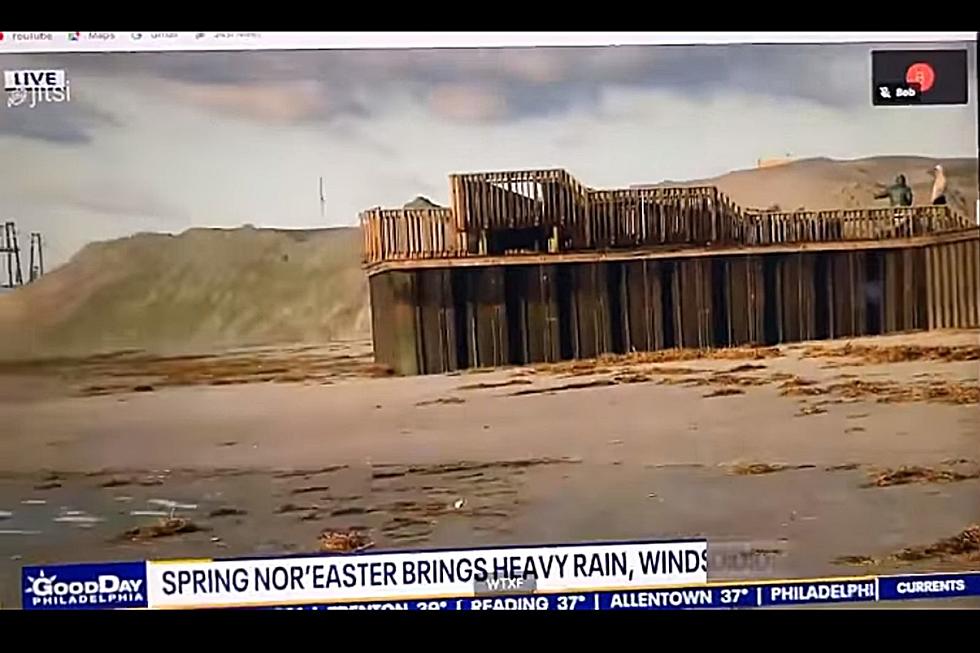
[361,168,975,265]
[360,208,457,266]
[449,169,589,236]
[741,206,967,245]
[586,186,740,248]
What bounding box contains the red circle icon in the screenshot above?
[906,62,936,93]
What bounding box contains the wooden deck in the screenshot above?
[359,167,979,375]
[361,168,974,270]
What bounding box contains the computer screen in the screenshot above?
[0,31,977,611]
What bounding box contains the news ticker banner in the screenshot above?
[20,538,980,610]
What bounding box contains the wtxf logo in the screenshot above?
[22,562,148,610]
[3,69,72,109]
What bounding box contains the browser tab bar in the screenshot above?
[0,31,974,54]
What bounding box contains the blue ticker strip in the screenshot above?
[274,571,980,611]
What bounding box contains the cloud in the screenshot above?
[161,80,329,122]
[19,180,189,223]
[15,41,975,128]
[64,186,188,222]
[428,84,510,122]
[0,98,120,144]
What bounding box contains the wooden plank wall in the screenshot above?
[417,269,458,374]
[622,261,666,352]
[775,254,818,343]
[672,259,713,348]
[370,234,980,374]
[726,256,766,345]
[825,252,862,339]
[522,265,562,364]
[369,271,421,376]
[926,238,980,329]
[569,263,614,359]
[889,246,929,333]
[467,267,509,369]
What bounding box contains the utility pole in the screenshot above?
[319,177,326,218]
[29,232,44,282]
[1,222,24,288]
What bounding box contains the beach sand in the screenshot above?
[1,329,978,609]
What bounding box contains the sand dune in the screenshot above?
[665,155,977,218]
[0,156,975,360]
[0,227,368,359]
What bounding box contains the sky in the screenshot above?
[0,41,977,268]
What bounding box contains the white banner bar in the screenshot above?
[147,539,708,609]
[0,31,975,54]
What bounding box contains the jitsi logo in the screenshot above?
[24,570,144,607]
[3,69,71,109]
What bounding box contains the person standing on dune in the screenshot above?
[929,164,947,205]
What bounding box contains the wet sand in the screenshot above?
[1,330,978,609]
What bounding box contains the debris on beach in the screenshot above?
[778,377,827,396]
[832,554,878,566]
[415,396,466,406]
[276,502,319,514]
[272,465,348,479]
[371,457,578,480]
[511,379,616,395]
[796,404,828,416]
[100,477,134,488]
[863,465,980,488]
[34,480,62,490]
[825,463,861,471]
[725,363,768,373]
[290,485,330,496]
[548,346,783,373]
[703,387,744,398]
[0,511,11,520]
[893,525,980,561]
[318,529,374,553]
[730,462,815,476]
[121,517,205,541]
[836,525,980,566]
[802,343,980,364]
[330,506,371,516]
[457,378,533,390]
[208,507,248,518]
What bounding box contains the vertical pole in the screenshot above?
[4,223,12,287]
